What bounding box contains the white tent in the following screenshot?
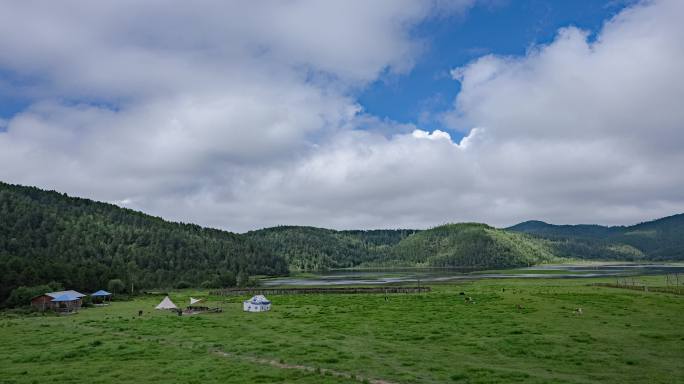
[189,297,203,305]
[243,295,271,312]
[155,296,178,310]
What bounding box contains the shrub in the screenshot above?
[81,296,94,307]
[4,284,58,308]
[174,281,192,289]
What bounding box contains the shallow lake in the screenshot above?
[262,263,684,286]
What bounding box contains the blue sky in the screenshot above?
[1,0,682,231]
[358,0,635,135]
[0,1,634,128]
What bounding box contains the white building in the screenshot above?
[243,295,271,312]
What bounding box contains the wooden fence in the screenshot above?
[590,283,683,295]
[210,286,431,296]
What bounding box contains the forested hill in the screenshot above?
[3,180,683,307]
[245,226,416,270]
[368,223,558,268]
[0,182,288,305]
[507,214,684,260]
[247,224,557,270]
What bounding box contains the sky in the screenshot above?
[0,0,683,232]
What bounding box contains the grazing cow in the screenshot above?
[574,307,583,315]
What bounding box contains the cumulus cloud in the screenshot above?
[0,0,683,231]
[439,0,684,225]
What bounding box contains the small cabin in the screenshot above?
[91,290,112,304]
[31,290,86,312]
[243,295,271,312]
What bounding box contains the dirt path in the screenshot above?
[213,350,397,384]
[66,320,398,383]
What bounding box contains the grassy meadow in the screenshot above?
[1,277,683,384]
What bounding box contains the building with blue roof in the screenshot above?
[91,290,113,304]
[30,290,86,312]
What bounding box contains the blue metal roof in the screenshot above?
[91,290,112,296]
[51,293,80,302]
[46,290,86,298]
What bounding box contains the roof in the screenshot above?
[51,293,80,302]
[45,290,86,299]
[91,290,112,296]
[244,295,271,305]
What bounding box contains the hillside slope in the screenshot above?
[0,182,288,304]
[371,223,558,268]
[245,226,415,270]
[508,214,684,260]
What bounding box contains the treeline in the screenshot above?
[248,223,557,270]
[0,182,288,306]
[232,216,684,272]
[507,214,684,260]
[3,180,683,308]
[245,226,416,270]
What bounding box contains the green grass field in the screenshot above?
[1,277,683,384]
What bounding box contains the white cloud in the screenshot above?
[411,129,454,141]
[1,0,683,231]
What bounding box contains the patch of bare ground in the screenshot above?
[213,350,397,384]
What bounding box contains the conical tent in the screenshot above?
[190,297,203,305]
[155,296,178,310]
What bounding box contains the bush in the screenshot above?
[174,281,192,289]
[4,284,58,308]
[81,296,93,308]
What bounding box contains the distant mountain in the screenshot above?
[372,223,558,268]
[0,181,288,305]
[257,215,684,270]
[507,214,684,260]
[507,220,621,239]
